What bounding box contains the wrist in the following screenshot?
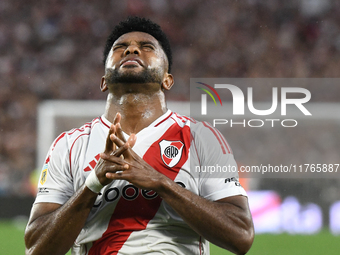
[85,170,103,193]
[154,176,176,199]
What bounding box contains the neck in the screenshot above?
[103,90,168,134]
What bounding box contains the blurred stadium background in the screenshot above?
[1,0,340,254]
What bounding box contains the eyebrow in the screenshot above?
[113,40,157,47]
[113,42,129,47]
[139,41,156,47]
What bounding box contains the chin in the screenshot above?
[106,67,162,84]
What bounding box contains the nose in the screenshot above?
[124,44,141,56]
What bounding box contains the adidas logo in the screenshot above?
[84,154,100,172]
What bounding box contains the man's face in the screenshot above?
[104,32,168,86]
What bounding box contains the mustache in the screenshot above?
[104,68,163,85]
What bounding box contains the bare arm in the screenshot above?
[155,180,254,254]
[102,121,254,254]
[25,186,98,255]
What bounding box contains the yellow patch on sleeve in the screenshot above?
[40,166,48,185]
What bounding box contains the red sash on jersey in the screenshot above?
[89,123,190,255]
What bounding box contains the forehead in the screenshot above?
[113,31,161,47]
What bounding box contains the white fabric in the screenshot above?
[35,110,246,255]
[85,169,103,193]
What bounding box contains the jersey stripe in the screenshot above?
[215,128,232,154]
[204,122,232,154]
[154,111,172,127]
[88,122,190,255]
[191,132,201,166]
[202,121,227,154]
[69,120,101,175]
[69,133,89,176]
[44,132,66,164]
[100,116,110,129]
[68,124,91,135]
[68,117,99,135]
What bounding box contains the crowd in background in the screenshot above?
[1,0,340,195]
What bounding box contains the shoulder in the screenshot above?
[166,111,232,152]
[170,112,232,154]
[60,117,102,143]
[169,111,197,128]
[170,111,221,136]
[65,117,102,140]
[45,117,102,160]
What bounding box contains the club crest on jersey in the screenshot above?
[159,140,184,168]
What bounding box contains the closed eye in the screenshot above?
[140,42,156,50]
[112,44,127,51]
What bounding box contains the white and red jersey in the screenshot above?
[35,110,246,255]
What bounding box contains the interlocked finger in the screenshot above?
[110,139,130,157]
[106,163,128,173]
[115,123,126,143]
[110,133,126,148]
[113,112,121,125]
[104,124,116,154]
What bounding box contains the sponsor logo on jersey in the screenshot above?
[38,187,49,194]
[93,182,186,207]
[159,140,184,167]
[40,165,48,185]
[225,177,241,186]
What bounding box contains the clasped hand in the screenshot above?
[94,113,166,191]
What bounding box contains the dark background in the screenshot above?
[1,0,340,224]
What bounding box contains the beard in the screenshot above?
[105,66,163,85]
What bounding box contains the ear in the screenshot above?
[161,73,174,91]
[100,76,108,92]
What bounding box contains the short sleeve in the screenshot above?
[190,121,247,201]
[34,133,74,205]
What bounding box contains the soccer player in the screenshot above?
[25,17,254,255]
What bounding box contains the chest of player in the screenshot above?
[77,128,190,206]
